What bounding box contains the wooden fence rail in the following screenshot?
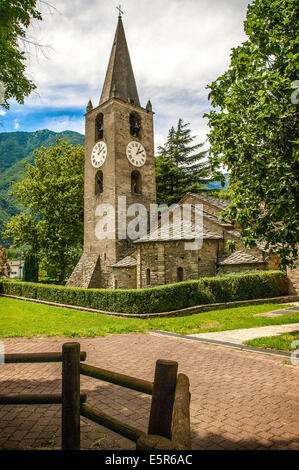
[80,363,153,395]
[80,403,145,443]
[4,351,86,363]
[0,342,191,450]
[0,393,87,405]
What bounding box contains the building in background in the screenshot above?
[9,260,23,279]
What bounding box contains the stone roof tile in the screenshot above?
[112,256,137,268]
[134,226,221,243]
[219,251,264,265]
[189,193,231,211]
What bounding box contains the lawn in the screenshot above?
[244,331,299,351]
[0,297,298,337]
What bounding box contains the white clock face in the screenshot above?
[91,141,107,168]
[126,141,146,167]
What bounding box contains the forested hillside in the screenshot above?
[0,130,84,246]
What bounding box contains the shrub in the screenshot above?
[0,271,289,314]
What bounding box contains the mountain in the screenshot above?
[206,173,229,190]
[0,129,85,246]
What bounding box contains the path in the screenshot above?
[190,323,299,345]
[0,334,298,450]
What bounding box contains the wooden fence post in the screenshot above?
[148,359,178,439]
[171,374,191,450]
[62,342,81,450]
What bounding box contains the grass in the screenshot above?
[244,331,299,351]
[0,297,147,338]
[0,297,298,338]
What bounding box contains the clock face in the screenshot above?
[126,141,146,167]
[91,141,107,168]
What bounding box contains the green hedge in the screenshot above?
[0,271,289,314]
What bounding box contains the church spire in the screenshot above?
[99,16,140,107]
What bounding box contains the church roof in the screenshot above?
[218,251,264,265]
[196,205,230,226]
[99,17,140,107]
[226,230,272,253]
[134,226,222,243]
[188,193,231,211]
[112,256,137,268]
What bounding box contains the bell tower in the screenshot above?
[67,14,156,289]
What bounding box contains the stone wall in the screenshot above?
[112,266,137,289]
[287,258,299,294]
[66,253,101,288]
[137,239,218,288]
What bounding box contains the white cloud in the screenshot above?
[42,115,84,134]
[0,110,6,116]
[13,120,20,129]
[20,0,251,142]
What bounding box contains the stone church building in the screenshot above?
[67,15,279,290]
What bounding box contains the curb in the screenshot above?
[149,330,294,358]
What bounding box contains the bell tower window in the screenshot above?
[129,112,141,137]
[95,170,103,194]
[131,170,142,194]
[95,113,104,141]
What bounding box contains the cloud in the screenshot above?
[0,110,6,116]
[2,0,252,145]
[13,120,20,130]
[42,115,84,134]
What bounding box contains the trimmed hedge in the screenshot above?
[0,271,289,315]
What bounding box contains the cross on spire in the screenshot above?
[116,4,124,18]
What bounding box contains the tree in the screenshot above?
[0,245,10,278]
[210,188,232,201]
[0,0,43,109]
[205,0,299,268]
[156,119,223,205]
[22,253,38,282]
[3,140,84,283]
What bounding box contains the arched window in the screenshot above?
[177,267,183,282]
[131,170,142,194]
[146,268,151,286]
[95,170,103,194]
[95,113,103,141]
[129,112,141,137]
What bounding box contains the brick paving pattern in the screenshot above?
[0,333,298,450]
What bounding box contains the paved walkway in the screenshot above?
[0,334,298,450]
[190,323,299,345]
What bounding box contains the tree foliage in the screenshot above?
[0,244,10,278]
[0,0,42,109]
[3,140,84,282]
[0,130,85,248]
[156,119,223,205]
[205,0,299,268]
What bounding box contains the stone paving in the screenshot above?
[190,323,299,345]
[255,305,299,318]
[0,333,298,450]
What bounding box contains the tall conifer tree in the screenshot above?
[156,119,222,204]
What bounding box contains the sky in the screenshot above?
[0,0,252,149]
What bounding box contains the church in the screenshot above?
[67,14,279,290]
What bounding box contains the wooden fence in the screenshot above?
[0,342,191,450]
